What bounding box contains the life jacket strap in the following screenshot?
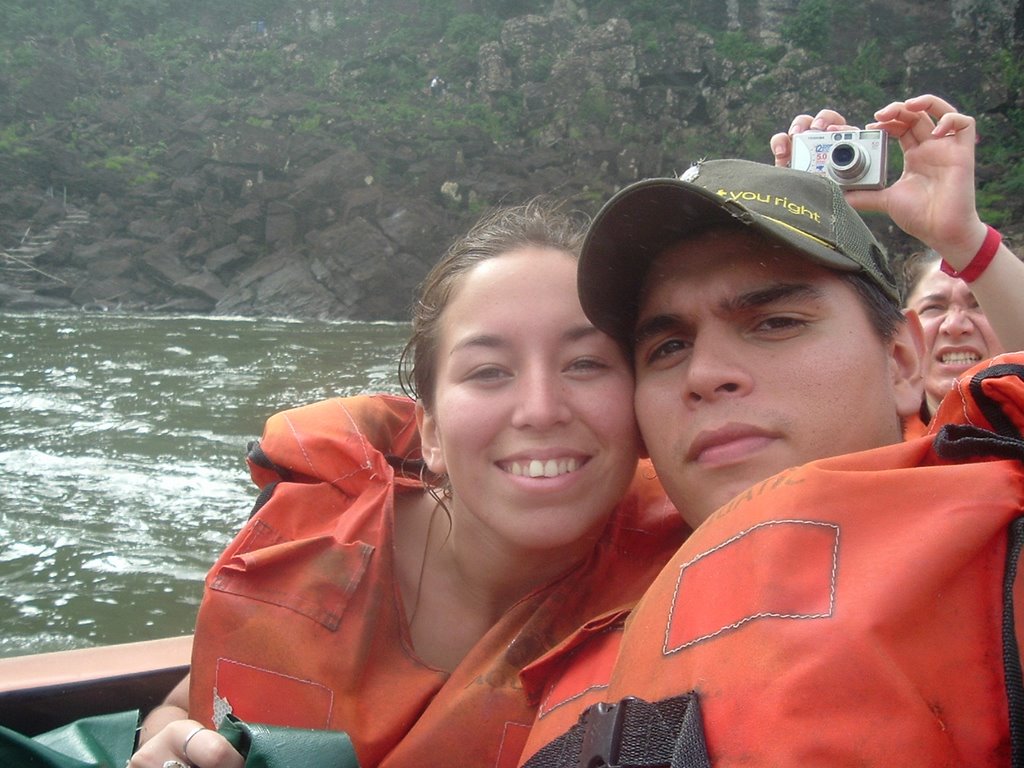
[1003,516,1024,767]
[522,693,710,768]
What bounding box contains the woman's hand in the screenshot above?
[129,719,244,768]
[862,93,986,264]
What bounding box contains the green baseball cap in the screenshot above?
[578,158,898,339]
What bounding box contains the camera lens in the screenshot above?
[831,144,856,167]
[828,142,867,182]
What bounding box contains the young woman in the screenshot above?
[129,201,683,768]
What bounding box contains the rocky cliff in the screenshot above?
[1,0,1021,317]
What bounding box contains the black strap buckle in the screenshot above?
[578,698,633,768]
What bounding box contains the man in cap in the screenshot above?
[517,96,1024,767]
[580,155,921,530]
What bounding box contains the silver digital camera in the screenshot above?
[790,129,888,190]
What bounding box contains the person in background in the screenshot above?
[771,95,1024,435]
[901,246,1012,433]
[129,201,683,768]
[516,95,1024,766]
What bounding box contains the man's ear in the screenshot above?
[891,310,926,418]
[415,401,446,475]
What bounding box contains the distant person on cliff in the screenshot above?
[128,201,683,768]
[770,94,1024,435]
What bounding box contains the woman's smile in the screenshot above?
[501,456,584,478]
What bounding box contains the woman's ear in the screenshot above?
[891,310,926,418]
[416,401,447,475]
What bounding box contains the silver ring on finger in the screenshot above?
[182,725,207,763]
[163,761,190,768]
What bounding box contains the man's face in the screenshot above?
[632,228,922,529]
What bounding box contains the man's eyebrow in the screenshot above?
[634,314,685,348]
[726,282,825,312]
[632,282,824,346]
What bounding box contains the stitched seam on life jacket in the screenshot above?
[214,657,335,728]
[537,624,623,717]
[334,398,376,483]
[282,409,320,477]
[211,520,372,629]
[496,721,532,768]
[663,519,839,654]
[539,680,610,717]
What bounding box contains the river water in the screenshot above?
[0,311,409,658]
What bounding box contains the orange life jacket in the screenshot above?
[903,407,930,439]
[188,394,684,768]
[521,354,1024,767]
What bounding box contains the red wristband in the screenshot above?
[939,225,1002,282]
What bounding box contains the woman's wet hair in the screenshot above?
[399,198,587,410]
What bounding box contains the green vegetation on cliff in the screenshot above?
[0,0,1021,317]
[3,1,1021,207]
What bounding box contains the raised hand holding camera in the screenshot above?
[770,95,985,261]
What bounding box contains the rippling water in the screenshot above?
[0,312,409,658]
